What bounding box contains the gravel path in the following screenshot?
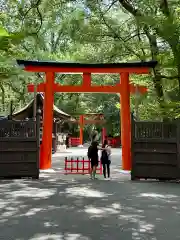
[0,148,180,240]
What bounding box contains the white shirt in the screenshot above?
[105,145,111,160]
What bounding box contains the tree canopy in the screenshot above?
[0,0,180,137]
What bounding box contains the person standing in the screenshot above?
[88,141,99,179]
[65,133,70,148]
[88,140,104,179]
[101,139,111,180]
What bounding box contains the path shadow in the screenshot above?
[0,172,180,240]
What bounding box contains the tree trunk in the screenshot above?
[145,30,164,102]
[0,84,5,111]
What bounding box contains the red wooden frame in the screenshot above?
[17,60,157,171]
[66,113,106,145]
[64,157,103,175]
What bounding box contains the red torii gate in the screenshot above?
[17,60,157,170]
[66,113,106,145]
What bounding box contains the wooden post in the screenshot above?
[8,100,13,120]
[120,73,131,170]
[36,108,41,171]
[40,72,54,169]
[33,84,37,120]
[135,85,140,121]
[79,115,84,145]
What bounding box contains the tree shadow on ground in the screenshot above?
[0,173,180,240]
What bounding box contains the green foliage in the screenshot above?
[1,0,180,136]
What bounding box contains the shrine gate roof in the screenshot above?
[17,60,157,74]
[17,60,157,69]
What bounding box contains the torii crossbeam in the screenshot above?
[17,60,157,171]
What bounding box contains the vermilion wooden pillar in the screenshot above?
[79,115,84,145]
[120,73,131,170]
[40,72,54,169]
[102,127,106,144]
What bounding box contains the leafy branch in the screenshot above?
[21,0,43,34]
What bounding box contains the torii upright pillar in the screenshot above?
[40,72,54,169]
[120,73,131,170]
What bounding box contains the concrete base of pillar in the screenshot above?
[40,169,56,173]
[78,145,84,148]
[119,170,131,175]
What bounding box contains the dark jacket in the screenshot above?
[88,141,98,161]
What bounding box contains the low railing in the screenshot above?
[64,157,102,175]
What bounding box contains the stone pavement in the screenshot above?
[0,148,180,239]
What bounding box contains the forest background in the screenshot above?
[0,0,179,138]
